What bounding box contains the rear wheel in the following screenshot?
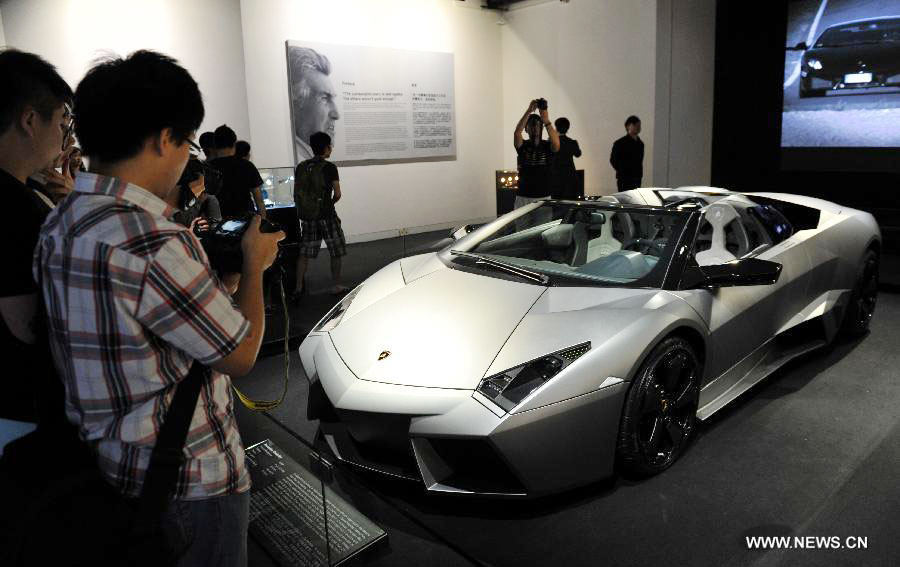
[840,250,879,336]
[617,336,701,477]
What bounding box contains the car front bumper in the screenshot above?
[300,333,628,497]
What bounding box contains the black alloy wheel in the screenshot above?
[841,250,879,336]
[617,336,701,477]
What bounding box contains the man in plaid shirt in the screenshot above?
[34,51,283,566]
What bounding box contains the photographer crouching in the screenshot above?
[513,98,560,209]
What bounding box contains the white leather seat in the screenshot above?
[696,203,741,266]
[586,213,622,262]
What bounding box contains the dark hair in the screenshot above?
[74,50,203,163]
[0,49,73,135]
[235,140,251,159]
[309,131,331,156]
[555,117,570,134]
[214,124,236,149]
[198,131,215,150]
[625,115,641,127]
[526,114,542,129]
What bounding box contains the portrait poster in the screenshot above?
[285,40,456,165]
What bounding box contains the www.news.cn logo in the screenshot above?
[746,536,868,550]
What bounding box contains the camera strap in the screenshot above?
[231,277,290,412]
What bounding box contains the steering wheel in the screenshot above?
[622,238,665,256]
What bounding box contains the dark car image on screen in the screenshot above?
[797,16,900,98]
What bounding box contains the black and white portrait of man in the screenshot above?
[287,46,341,162]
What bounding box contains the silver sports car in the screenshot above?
[299,188,881,496]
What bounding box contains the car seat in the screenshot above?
[586,212,624,262]
[695,202,750,266]
[541,223,574,264]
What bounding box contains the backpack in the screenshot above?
[294,159,330,221]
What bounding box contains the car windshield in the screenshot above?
[449,202,689,287]
[815,20,900,47]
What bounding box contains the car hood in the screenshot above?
[329,267,546,389]
[808,42,900,71]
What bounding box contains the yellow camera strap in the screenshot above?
[233,280,291,412]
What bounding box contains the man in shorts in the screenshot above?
[292,131,347,297]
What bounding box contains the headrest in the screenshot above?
[703,202,739,229]
[542,224,574,248]
[589,212,606,226]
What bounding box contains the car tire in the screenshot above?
[617,336,701,477]
[840,250,879,337]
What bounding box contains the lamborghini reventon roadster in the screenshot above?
[299,188,881,496]
[798,16,900,97]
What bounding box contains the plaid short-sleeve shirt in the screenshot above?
[35,173,251,499]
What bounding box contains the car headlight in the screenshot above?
[313,285,363,332]
[477,342,591,412]
[807,58,822,70]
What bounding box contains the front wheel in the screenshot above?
[617,336,701,477]
[840,250,879,337]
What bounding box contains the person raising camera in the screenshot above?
[513,98,560,209]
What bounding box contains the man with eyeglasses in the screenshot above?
[0,49,73,431]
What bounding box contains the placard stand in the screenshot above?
[246,439,387,566]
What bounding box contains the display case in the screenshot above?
[259,167,296,208]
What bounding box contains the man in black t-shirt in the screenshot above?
[610,115,644,191]
[209,124,265,219]
[0,50,72,425]
[199,130,216,161]
[292,131,347,297]
[513,99,560,209]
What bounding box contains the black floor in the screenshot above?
[238,238,900,567]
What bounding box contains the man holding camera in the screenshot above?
[513,98,560,209]
[34,50,283,565]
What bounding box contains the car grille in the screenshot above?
[413,437,528,495]
[321,411,421,480]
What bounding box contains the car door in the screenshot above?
[678,199,811,396]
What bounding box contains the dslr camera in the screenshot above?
[535,97,548,111]
[199,215,283,274]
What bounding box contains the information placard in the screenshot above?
[246,439,387,566]
[286,41,456,165]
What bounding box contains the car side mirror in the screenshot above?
[787,41,808,51]
[681,258,782,289]
[449,224,483,240]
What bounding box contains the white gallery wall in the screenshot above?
[501,1,659,195]
[239,0,504,241]
[654,0,717,189]
[0,0,253,156]
[0,0,716,238]
[501,0,716,195]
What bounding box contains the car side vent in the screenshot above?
[558,342,591,362]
